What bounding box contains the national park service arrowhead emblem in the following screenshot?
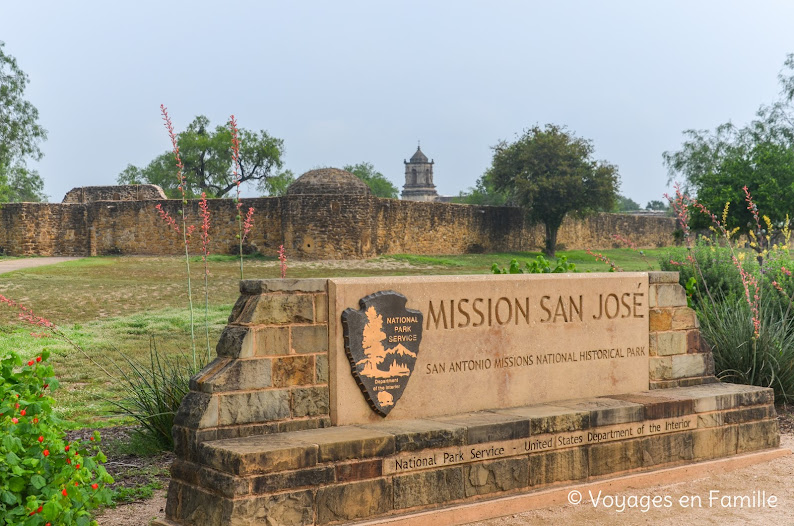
[342,291,423,417]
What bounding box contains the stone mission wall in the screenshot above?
[0,196,676,259]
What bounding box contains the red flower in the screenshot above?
[36,356,42,362]
[43,449,49,456]
[90,436,95,441]
[66,459,71,464]
[19,409,25,416]
[37,506,42,513]
[14,403,19,409]
[65,445,69,451]
[75,463,80,469]
[91,483,98,490]
[74,481,79,486]
[61,488,67,496]
[38,436,43,442]
[27,360,34,366]
[11,418,18,424]
[33,417,38,423]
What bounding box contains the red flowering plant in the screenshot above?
[0,353,113,525]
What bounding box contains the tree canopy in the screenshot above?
[343,162,399,198]
[664,54,794,231]
[118,115,286,198]
[487,124,620,256]
[0,41,47,202]
[614,195,640,212]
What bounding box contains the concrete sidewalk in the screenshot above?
[0,257,82,275]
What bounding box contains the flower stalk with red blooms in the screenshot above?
[278,244,287,278]
[161,104,197,366]
[199,192,212,358]
[229,114,251,280]
[586,249,622,272]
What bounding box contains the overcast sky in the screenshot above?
[3,1,794,205]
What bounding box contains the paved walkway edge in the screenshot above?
[357,447,791,526]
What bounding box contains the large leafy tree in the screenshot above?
[343,162,398,198]
[454,173,513,206]
[487,124,620,256]
[119,115,285,198]
[0,41,47,202]
[664,54,794,231]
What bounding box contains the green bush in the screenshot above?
[108,342,202,452]
[698,292,794,403]
[0,350,113,525]
[492,255,577,274]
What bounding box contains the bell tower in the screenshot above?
[401,145,439,202]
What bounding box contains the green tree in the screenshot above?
[614,194,640,212]
[259,169,295,197]
[119,115,284,198]
[0,41,47,202]
[646,200,668,211]
[487,124,620,256]
[343,162,398,198]
[663,54,794,231]
[454,172,513,206]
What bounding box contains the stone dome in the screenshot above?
[409,147,428,163]
[286,168,372,196]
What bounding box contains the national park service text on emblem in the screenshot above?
[341,291,423,416]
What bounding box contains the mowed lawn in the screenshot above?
[0,249,668,427]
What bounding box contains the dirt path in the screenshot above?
[0,257,82,275]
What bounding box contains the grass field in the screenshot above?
[0,249,669,427]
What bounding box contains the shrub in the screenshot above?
[491,255,577,274]
[0,350,113,525]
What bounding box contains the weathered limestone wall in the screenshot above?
[0,196,676,258]
[62,184,167,203]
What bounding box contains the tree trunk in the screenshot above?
[544,222,560,258]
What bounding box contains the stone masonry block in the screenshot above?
[316,479,392,525]
[360,419,467,453]
[199,434,319,475]
[649,283,687,308]
[686,330,703,353]
[189,358,231,393]
[194,358,271,393]
[649,308,672,332]
[530,447,588,486]
[291,324,328,354]
[738,419,780,453]
[608,392,694,420]
[278,417,331,433]
[316,354,329,384]
[393,467,465,509]
[557,398,644,427]
[649,357,673,381]
[241,278,327,294]
[464,457,529,497]
[237,490,314,526]
[227,295,251,324]
[236,294,314,325]
[272,356,315,387]
[497,404,590,435]
[315,293,329,323]
[650,331,687,356]
[335,459,382,483]
[672,307,699,330]
[639,431,694,467]
[649,271,679,284]
[588,437,644,477]
[215,326,254,358]
[692,425,738,460]
[671,354,708,379]
[289,426,395,462]
[251,466,336,494]
[291,386,330,417]
[432,411,530,445]
[174,392,219,429]
[218,389,290,426]
[254,326,290,356]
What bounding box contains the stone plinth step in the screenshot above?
[164,383,779,526]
